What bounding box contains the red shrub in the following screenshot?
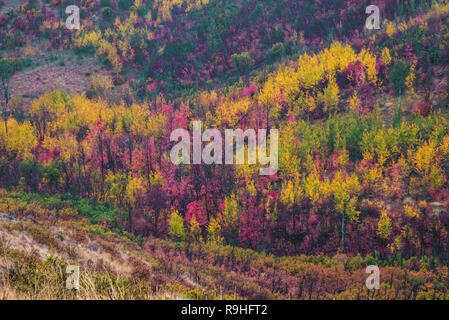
[12,16,27,31]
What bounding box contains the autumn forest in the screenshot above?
[1,0,449,300]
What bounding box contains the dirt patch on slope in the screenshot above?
[0,0,26,14]
[11,62,92,97]
[9,55,108,103]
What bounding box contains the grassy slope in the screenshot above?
[1,192,448,300]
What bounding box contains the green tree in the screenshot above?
[102,7,114,19]
[389,60,410,113]
[266,42,285,63]
[390,60,410,94]
[231,52,255,75]
[19,156,42,192]
[0,58,15,134]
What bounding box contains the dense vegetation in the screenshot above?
[1,0,449,299]
[2,191,448,300]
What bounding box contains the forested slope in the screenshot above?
[1,0,449,299]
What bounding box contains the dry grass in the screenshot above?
[0,217,198,300]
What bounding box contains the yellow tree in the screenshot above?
[169,210,186,242]
[331,171,362,250]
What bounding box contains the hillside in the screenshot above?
[1,191,448,300]
[1,0,449,300]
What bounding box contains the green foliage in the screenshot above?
[137,5,149,18]
[42,161,61,188]
[0,58,14,81]
[266,42,285,63]
[101,7,114,19]
[117,0,134,11]
[269,24,284,43]
[14,57,33,71]
[0,57,14,105]
[100,0,111,7]
[75,198,118,224]
[6,192,119,224]
[345,254,363,270]
[389,60,410,93]
[19,156,42,191]
[231,52,254,75]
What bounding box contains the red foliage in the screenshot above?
[12,16,27,31]
[185,201,208,227]
[411,101,431,116]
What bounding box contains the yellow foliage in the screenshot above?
[149,171,164,188]
[400,225,420,248]
[361,127,398,166]
[207,217,223,244]
[188,217,203,243]
[257,75,285,121]
[429,166,445,189]
[331,171,362,221]
[320,75,340,112]
[404,204,421,219]
[386,22,396,37]
[222,194,239,226]
[337,149,350,168]
[440,135,449,156]
[358,48,378,84]
[246,179,257,197]
[169,210,186,241]
[96,39,122,72]
[23,42,36,57]
[411,140,438,175]
[303,94,316,113]
[74,29,102,49]
[348,91,360,111]
[29,91,72,137]
[0,119,37,157]
[363,165,383,186]
[257,41,377,117]
[419,200,428,209]
[125,175,146,206]
[381,47,392,66]
[216,97,251,127]
[408,139,445,192]
[104,172,127,207]
[405,65,416,95]
[89,74,113,99]
[303,167,332,205]
[377,210,392,240]
[42,134,78,164]
[388,236,403,253]
[280,173,303,208]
